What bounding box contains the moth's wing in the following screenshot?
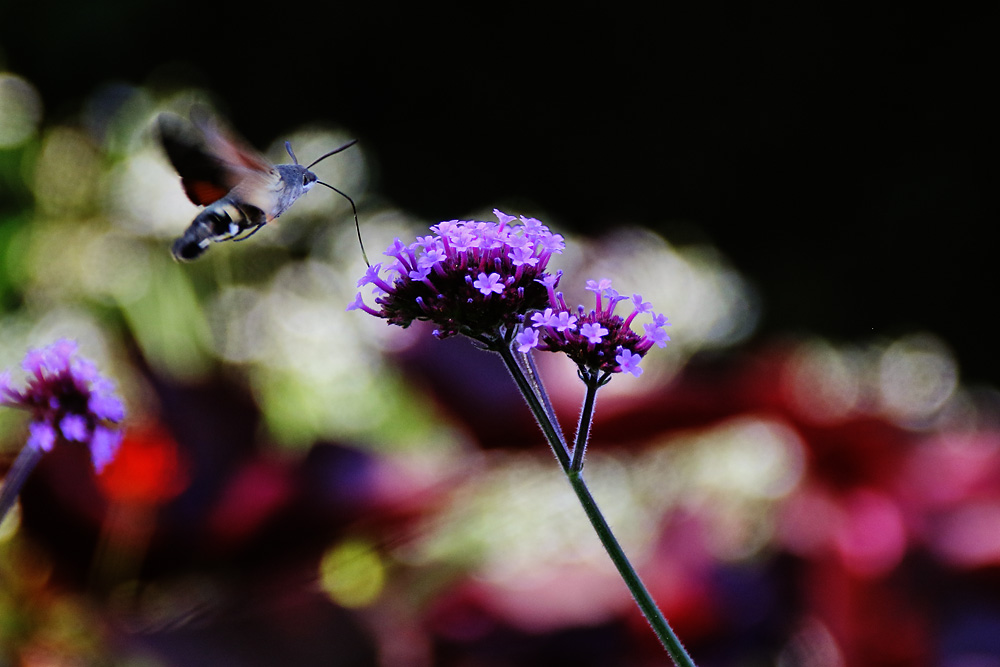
[190,109,291,221]
[228,169,286,222]
[188,106,274,175]
[157,113,233,205]
[157,110,272,207]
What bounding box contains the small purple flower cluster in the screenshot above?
[1,339,125,471]
[515,278,670,377]
[349,209,565,340]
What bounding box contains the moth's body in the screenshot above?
[158,110,356,261]
[171,162,319,261]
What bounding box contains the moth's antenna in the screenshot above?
[284,141,299,164]
[317,181,369,266]
[308,139,358,169]
[308,139,367,265]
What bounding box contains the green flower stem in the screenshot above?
[0,443,44,524]
[567,471,695,667]
[570,372,599,472]
[497,342,696,666]
[518,349,566,449]
[496,342,571,471]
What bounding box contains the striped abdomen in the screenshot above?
[171,198,267,261]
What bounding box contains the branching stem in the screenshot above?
[497,340,697,666]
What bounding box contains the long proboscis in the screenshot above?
[317,180,369,267]
[304,139,368,267]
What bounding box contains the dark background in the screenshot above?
[2,2,997,380]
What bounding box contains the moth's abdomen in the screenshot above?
[172,233,211,261]
[171,200,266,261]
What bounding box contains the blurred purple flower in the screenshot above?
[1,339,125,472]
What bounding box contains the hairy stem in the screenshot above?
[567,469,696,666]
[571,372,600,472]
[519,349,566,448]
[495,342,570,471]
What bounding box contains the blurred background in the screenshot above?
[1,3,998,666]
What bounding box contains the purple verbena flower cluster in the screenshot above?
[1,339,126,472]
[349,209,565,340]
[515,278,670,377]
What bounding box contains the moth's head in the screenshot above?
[283,141,319,190]
[276,163,318,191]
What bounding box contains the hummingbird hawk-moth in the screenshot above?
[157,109,363,262]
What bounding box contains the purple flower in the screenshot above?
[585,279,613,294]
[580,322,609,344]
[531,308,557,328]
[59,414,89,442]
[552,311,578,332]
[473,272,505,296]
[349,209,563,340]
[2,339,126,472]
[515,327,540,353]
[519,279,670,378]
[28,421,57,452]
[615,347,644,377]
[89,426,122,473]
[509,245,539,267]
